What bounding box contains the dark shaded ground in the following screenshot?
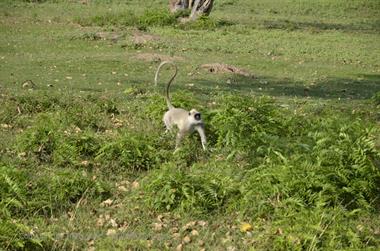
[260,19,380,33]
[193,74,380,100]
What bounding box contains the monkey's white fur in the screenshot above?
[155,61,207,151]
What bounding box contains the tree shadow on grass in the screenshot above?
[193,74,380,100]
[259,19,380,33]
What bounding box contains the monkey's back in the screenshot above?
[163,108,192,130]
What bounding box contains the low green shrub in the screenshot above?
[0,93,113,131]
[73,8,230,30]
[74,9,177,28]
[142,163,240,213]
[53,130,103,167]
[0,165,110,217]
[178,16,234,30]
[0,218,43,250]
[239,117,380,218]
[308,118,380,209]
[210,94,285,156]
[261,206,379,250]
[0,164,110,249]
[3,93,61,115]
[16,113,64,164]
[372,91,380,106]
[179,15,218,30]
[15,112,105,167]
[95,130,162,171]
[138,9,177,27]
[74,10,138,27]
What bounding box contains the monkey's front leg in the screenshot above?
[195,125,207,150]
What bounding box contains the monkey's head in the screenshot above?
[189,109,202,123]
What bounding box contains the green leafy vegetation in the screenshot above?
[0,0,379,250]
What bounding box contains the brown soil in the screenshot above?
[132,31,160,44]
[200,63,254,78]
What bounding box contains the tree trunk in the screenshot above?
[169,0,214,19]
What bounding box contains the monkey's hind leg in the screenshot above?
[174,130,186,152]
[163,115,173,133]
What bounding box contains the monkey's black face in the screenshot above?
[189,109,202,123]
[194,113,201,121]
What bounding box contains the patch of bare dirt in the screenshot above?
[95,31,124,42]
[132,31,160,44]
[200,63,254,78]
[134,53,184,63]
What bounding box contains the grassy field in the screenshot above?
[1,0,380,250]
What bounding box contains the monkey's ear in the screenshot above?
[188,112,191,116]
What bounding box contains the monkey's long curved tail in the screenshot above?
[154,61,178,110]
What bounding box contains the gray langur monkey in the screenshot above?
[154,61,207,151]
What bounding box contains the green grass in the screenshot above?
[1,0,380,250]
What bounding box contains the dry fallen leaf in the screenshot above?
[356,224,364,232]
[275,228,283,235]
[182,221,197,231]
[176,244,183,251]
[117,185,128,192]
[131,181,139,189]
[106,229,117,236]
[183,236,191,244]
[191,230,199,236]
[100,199,113,207]
[87,239,95,246]
[164,242,172,248]
[81,160,89,166]
[147,240,153,248]
[96,217,105,227]
[157,214,164,222]
[153,222,164,232]
[109,219,118,228]
[170,227,179,233]
[172,233,180,239]
[240,222,253,232]
[18,152,27,158]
